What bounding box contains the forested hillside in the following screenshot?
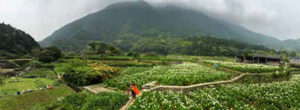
[0,23,40,58]
[283,39,300,51]
[40,1,298,54]
[128,36,274,56]
[42,34,275,56]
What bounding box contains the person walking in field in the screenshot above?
[128,82,139,99]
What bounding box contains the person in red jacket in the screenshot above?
[128,82,139,99]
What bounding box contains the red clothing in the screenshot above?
[131,86,139,95]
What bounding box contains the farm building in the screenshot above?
[289,57,300,67]
[236,55,281,65]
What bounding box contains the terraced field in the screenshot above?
[0,85,74,110]
[104,63,233,90]
[2,58,298,110]
[204,60,280,73]
[0,77,55,97]
[129,76,300,110]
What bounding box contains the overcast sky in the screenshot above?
[0,0,299,41]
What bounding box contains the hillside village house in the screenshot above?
[236,55,281,65]
[289,57,300,67]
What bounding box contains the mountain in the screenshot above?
[40,1,295,52]
[283,39,300,51]
[0,23,40,57]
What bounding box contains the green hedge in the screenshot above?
[60,59,120,86]
[57,92,128,110]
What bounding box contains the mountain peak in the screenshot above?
[105,0,152,10]
[137,0,146,3]
[42,1,299,51]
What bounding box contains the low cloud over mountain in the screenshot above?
[1,0,299,40]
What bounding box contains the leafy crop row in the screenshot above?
[100,60,158,67]
[104,63,232,90]
[130,80,300,109]
[204,60,280,73]
[34,92,128,110]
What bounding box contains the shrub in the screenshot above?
[60,92,89,110]
[271,72,286,79]
[24,60,42,68]
[127,52,140,58]
[52,80,61,87]
[59,92,128,110]
[143,52,160,57]
[62,59,120,86]
[38,56,55,63]
[83,92,128,110]
[0,77,4,86]
[36,46,62,63]
[64,52,77,57]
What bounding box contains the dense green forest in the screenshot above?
[128,36,274,56]
[0,23,40,58]
[80,35,274,57]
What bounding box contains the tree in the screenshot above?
[0,77,4,86]
[280,52,289,63]
[87,41,121,56]
[290,51,297,57]
[108,45,121,55]
[36,46,62,63]
[127,52,140,58]
[88,41,108,54]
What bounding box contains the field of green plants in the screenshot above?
[204,60,280,73]
[0,77,56,97]
[1,55,299,110]
[33,91,128,110]
[0,85,74,110]
[129,78,300,110]
[104,63,233,90]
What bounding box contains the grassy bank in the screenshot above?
[0,85,74,110]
